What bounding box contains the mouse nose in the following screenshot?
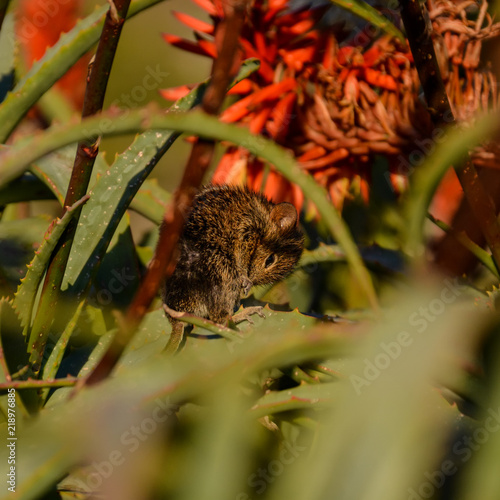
[241,277,253,297]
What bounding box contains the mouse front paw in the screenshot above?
[232,306,266,325]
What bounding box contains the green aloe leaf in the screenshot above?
[329,0,404,42]
[130,178,170,224]
[266,286,474,500]
[29,145,76,204]
[0,299,31,418]
[0,0,166,142]
[13,196,89,337]
[39,300,85,404]
[0,11,15,104]
[7,325,345,499]
[0,215,51,296]
[251,382,339,418]
[0,173,54,205]
[28,145,170,221]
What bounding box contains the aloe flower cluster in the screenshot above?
[163,0,500,210]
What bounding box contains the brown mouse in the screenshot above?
[163,184,304,353]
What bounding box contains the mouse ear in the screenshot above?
[270,202,298,232]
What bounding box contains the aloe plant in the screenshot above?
[0,1,500,500]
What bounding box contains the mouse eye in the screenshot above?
[264,254,276,268]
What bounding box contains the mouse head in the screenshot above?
[248,202,304,286]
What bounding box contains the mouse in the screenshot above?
[162,184,304,353]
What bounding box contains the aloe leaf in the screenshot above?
[175,387,255,500]
[39,300,85,404]
[81,212,141,308]
[13,196,89,334]
[0,173,54,205]
[117,308,169,370]
[329,0,404,41]
[28,146,168,222]
[9,326,345,499]
[251,382,339,418]
[0,0,166,142]
[267,287,472,500]
[77,330,115,380]
[0,215,51,296]
[427,213,499,278]
[0,299,30,418]
[164,305,242,340]
[29,145,76,205]
[234,306,318,336]
[0,104,378,310]
[298,243,405,272]
[129,178,170,224]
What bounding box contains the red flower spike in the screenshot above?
[268,0,288,14]
[300,148,350,169]
[249,106,273,134]
[364,68,398,91]
[285,18,316,36]
[248,78,297,105]
[212,149,247,184]
[362,46,384,67]
[227,80,253,95]
[162,33,215,57]
[17,0,87,110]
[171,11,214,34]
[280,46,316,70]
[190,0,219,16]
[221,93,256,122]
[298,146,327,163]
[253,31,269,62]
[160,85,192,101]
[267,91,296,141]
[322,35,337,71]
[197,38,218,58]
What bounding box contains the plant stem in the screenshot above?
[0,378,77,390]
[399,0,450,124]
[66,0,131,208]
[28,0,131,375]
